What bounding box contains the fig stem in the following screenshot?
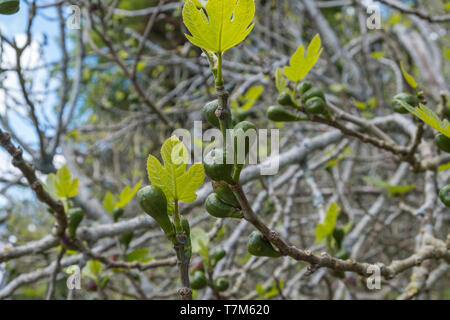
[173,200,192,300]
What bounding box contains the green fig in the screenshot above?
[435,134,450,153]
[233,121,257,162]
[202,100,220,128]
[297,82,313,97]
[212,181,241,208]
[211,247,226,267]
[137,186,175,242]
[214,277,229,292]
[202,100,231,128]
[267,106,302,122]
[305,96,327,114]
[247,231,281,258]
[190,270,207,290]
[439,184,450,207]
[203,149,234,183]
[301,87,325,102]
[392,93,419,114]
[205,193,242,219]
[277,92,297,108]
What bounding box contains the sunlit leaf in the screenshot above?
[284,34,323,83]
[102,192,117,213]
[116,181,143,208]
[182,0,255,53]
[399,102,450,138]
[315,202,339,241]
[177,164,205,203]
[146,136,204,214]
[275,67,288,94]
[53,165,78,198]
[400,62,417,89]
[240,85,263,111]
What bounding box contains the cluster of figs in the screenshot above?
[267,82,329,122]
[201,100,283,260]
[189,247,229,291]
[392,92,450,208]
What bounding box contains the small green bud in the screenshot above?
[205,193,242,219]
[211,247,226,266]
[439,184,450,207]
[392,93,419,114]
[190,270,207,290]
[214,277,229,292]
[203,149,234,183]
[267,106,302,122]
[435,134,450,153]
[277,92,297,108]
[247,231,281,258]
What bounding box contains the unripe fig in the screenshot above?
[305,97,326,115]
[203,149,234,183]
[233,121,257,135]
[68,208,84,239]
[212,180,241,208]
[439,184,450,207]
[190,270,207,290]
[202,100,220,128]
[434,134,450,153]
[202,100,232,128]
[392,93,419,114]
[301,87,325,102]
[205,193,242,219]
[297,82,313,97]
[277,92,297,108]
[211,247,226,266]
[0,0,20,15]
[267,106,302,122]
[137,186,175,241]
[233,121,257,161]
[214,277,229,292]
[112,207,124,222]
[247,231,281,258]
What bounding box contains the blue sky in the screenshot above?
[1,2,67,140]
[0,2,72,208]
